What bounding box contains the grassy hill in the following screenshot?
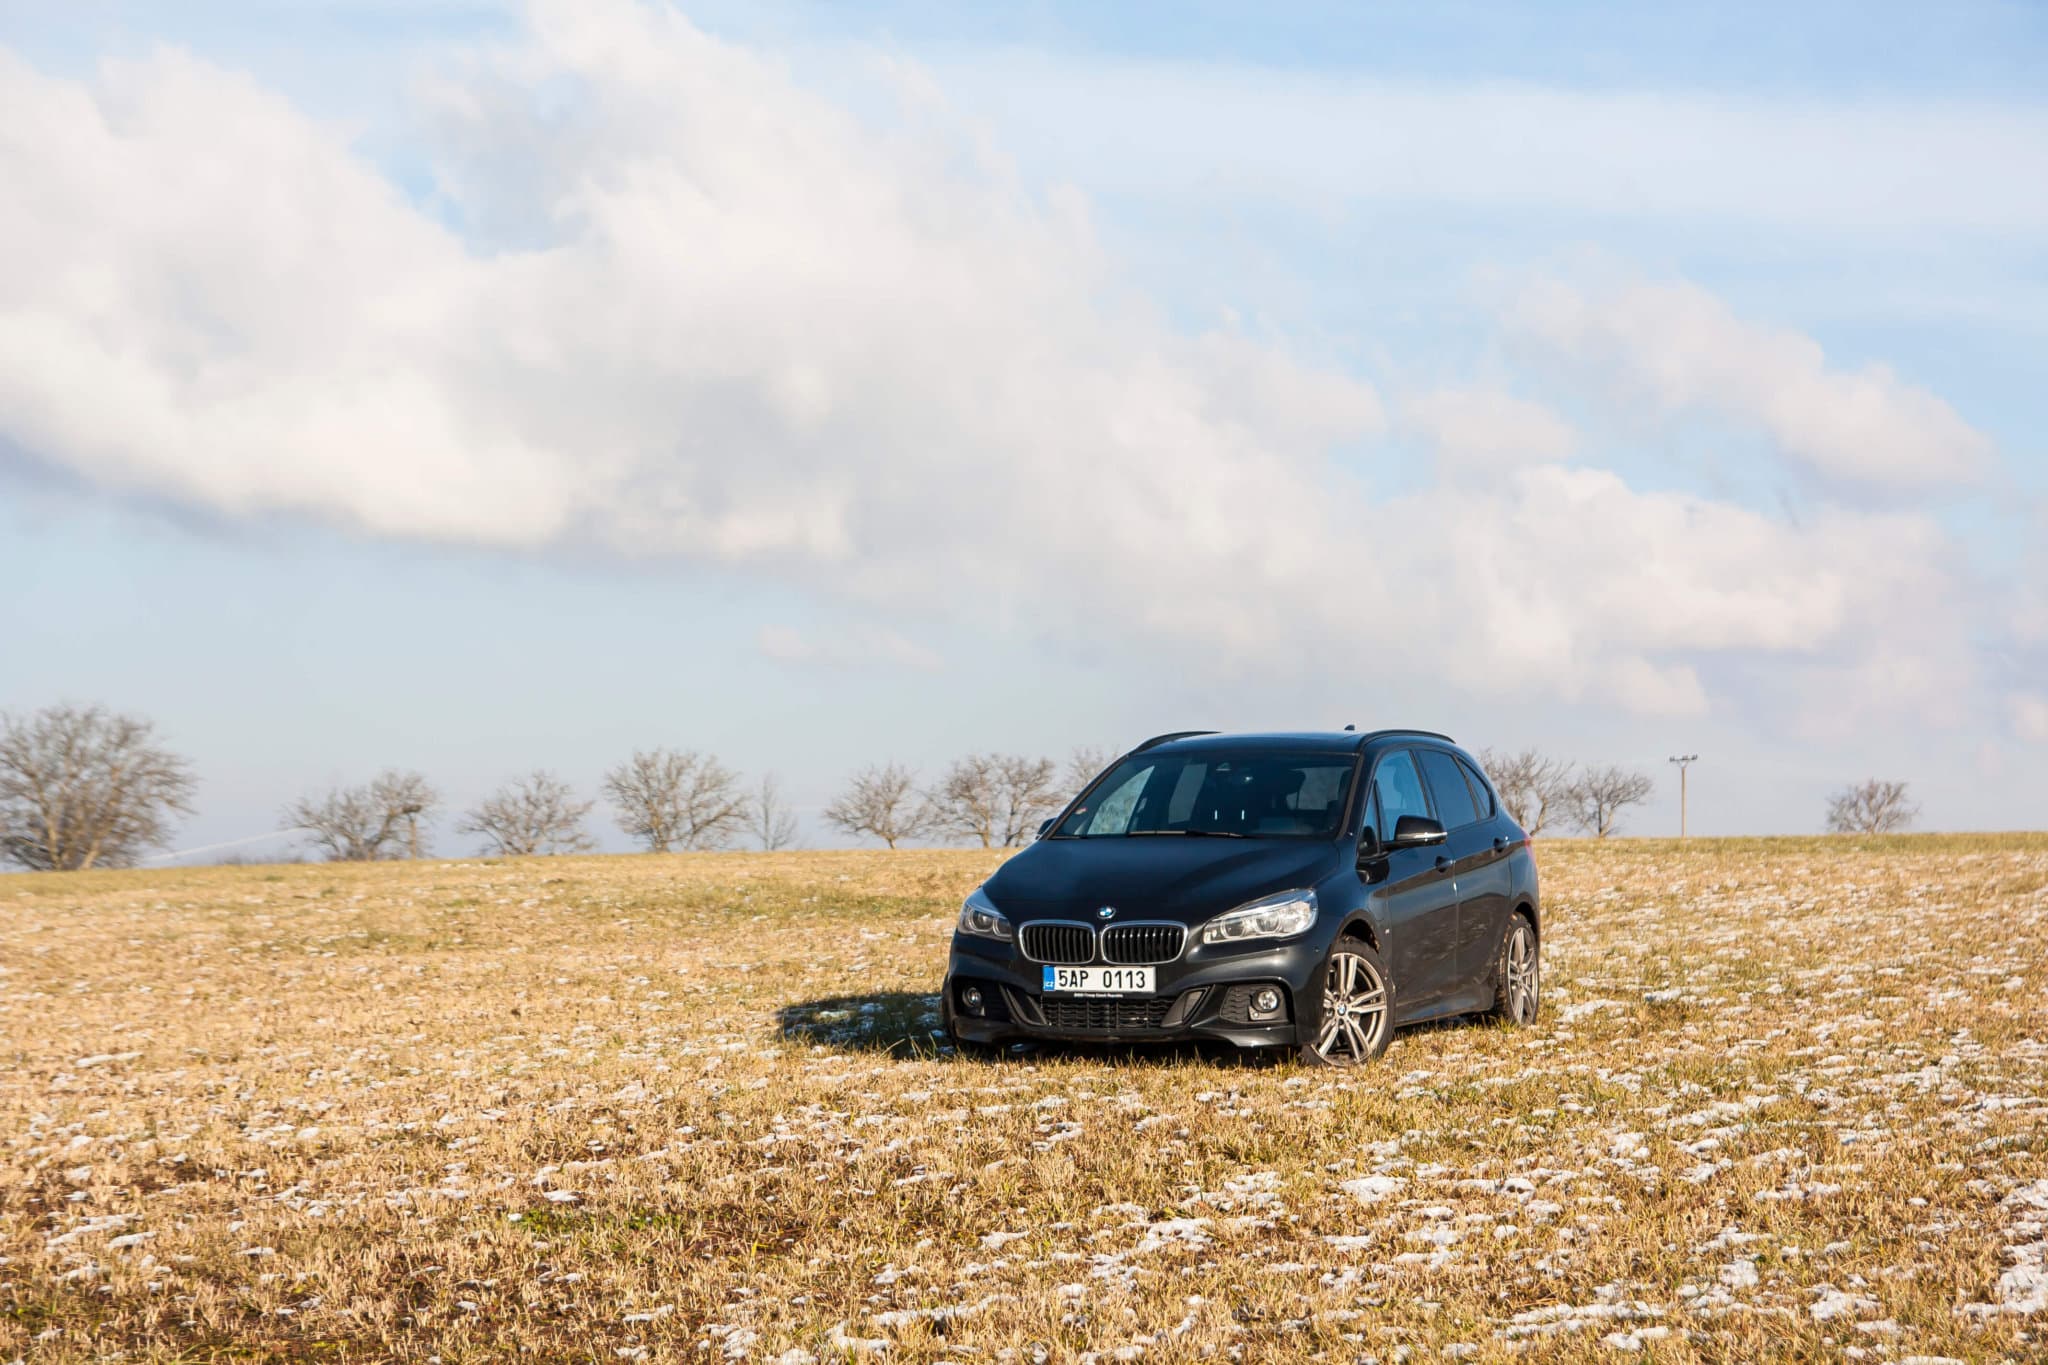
[4,836,2045,1361]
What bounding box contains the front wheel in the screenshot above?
[1485,916,1540,1025]
[940,990,1005,1059]
[1299,939,1394,1067]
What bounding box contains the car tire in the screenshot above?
[940,991,1004,1059]
[1484,914,1540,1026]
[1298,937,1395,1067]
[947,1031,1004,1060]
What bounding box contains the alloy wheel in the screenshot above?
[1312,950,1389,1064]
[1503,922,1539,1024]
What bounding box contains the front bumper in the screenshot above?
[943,930,1325,1048]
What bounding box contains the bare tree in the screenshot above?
[1478,747,1574,836]
[1064,745,1110,799]
[929,753,1063,848]
[994,754,1064,845]
[1826,780,1918,834]
[748,774,800,851]
[458,771,595,856]
[930,754,1000,847]
[824,763,934,848]
[1566,764,1654,839]
[286,770,441,862]
[602,749,747,852]
[0,704,197,871]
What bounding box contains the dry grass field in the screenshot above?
[5,836,2047,1363]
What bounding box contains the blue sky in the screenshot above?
[2,0,2045,855]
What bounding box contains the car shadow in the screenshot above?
[775,992,948,1057]
[776,992,1292,1067]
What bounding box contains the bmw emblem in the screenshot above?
[1096,905,1117,921]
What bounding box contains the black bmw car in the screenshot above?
[941,729,1541,1065]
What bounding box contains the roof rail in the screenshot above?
[1133,729,1219,752]
[1353,728,1456,748]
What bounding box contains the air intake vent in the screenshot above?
[1020,922,1094,964]
[1038,995,1176,1032]
[1100,923,1185,964]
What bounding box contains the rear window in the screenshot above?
[1458,757,1495,818]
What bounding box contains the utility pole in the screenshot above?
[1668,755,1698,839]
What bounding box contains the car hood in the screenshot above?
[984,836,1344,926]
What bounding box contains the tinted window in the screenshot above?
[1458,758,1495,819]
[1164,764,1206,824]
[1419,749,1480,829]
[1056,750,1356,839]
[1371,750,1431,838]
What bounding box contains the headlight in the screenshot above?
[1200,887,1317,945]
[956,886,1014,942]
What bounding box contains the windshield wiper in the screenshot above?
[1123,828,1247,839]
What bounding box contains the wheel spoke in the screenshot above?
[1343,1016,1370,1056]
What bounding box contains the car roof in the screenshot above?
[1136,729,1456,756]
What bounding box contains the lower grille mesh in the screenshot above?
[1036,995,1176,1032]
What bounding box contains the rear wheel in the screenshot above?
[1485,916,1540,1025]
[1299,938,1394,1066]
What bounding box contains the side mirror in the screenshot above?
[1356,826,1383,867]
[1389,814,1447,849]
[1037,818,1056,839]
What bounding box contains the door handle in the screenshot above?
[1434,855,1451,873]
[1492,836,1509,851]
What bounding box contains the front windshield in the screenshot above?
[1054,750,1356,840]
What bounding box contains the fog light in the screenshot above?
[961,986,986,1016]
[1251,987,1283,1018]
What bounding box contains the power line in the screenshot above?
[138,828,308,865]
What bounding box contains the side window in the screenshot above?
[1458,757,1495,819]
[1083,764,1153,835]
[1419,749,1480,829]
[1371,750,1431,836]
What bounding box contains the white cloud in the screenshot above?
[0,0,1989,729]
[1367,465,1963,717]
[1506,277,1993,492]
[0,5,1378,653]
[1401,388,1576,472]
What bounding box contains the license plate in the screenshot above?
[1042,965,1154,995]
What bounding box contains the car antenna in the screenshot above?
[1343,723,1356,731]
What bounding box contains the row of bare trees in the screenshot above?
[0,704,1933,869]
[1477,749,1655,838]
[286,748,1105,860]
[1482,748,1920,837]
[824,749,1105,849]
[282,751,793,860]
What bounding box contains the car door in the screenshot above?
[1449,755,1516,986]
[1360,748,1461,1011]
